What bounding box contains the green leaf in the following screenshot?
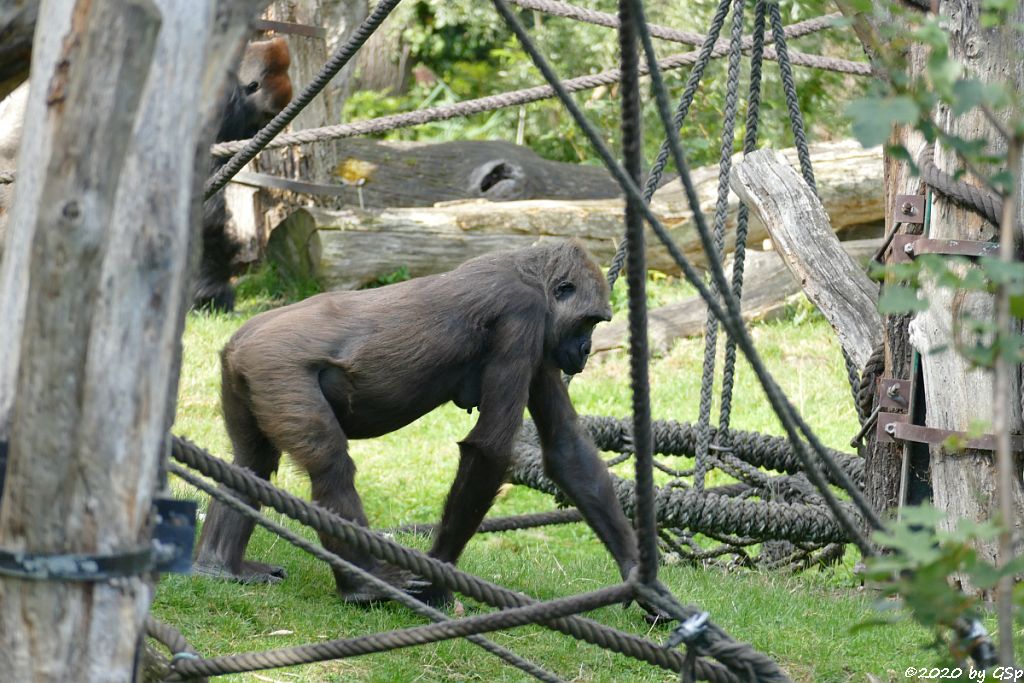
[847,96,919,147]
[952,79,986,115]
[878,285,929,314]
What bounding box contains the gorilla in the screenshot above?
[193,36,292,312]
[194,240,641,606]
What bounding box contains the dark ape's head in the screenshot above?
[542,241,612,375]
[218,37,293,142]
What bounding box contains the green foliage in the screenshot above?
[362,265,412,289]
[859,504,1024,665]
[345,0,867,168]
[234,261,321,311]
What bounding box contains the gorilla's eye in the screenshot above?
[245,80,261,95]
[554,281,575,301]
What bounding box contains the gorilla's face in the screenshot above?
[548,274,611,376]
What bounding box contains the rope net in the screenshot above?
[151,2,888,681]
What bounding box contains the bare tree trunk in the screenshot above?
[0,1,270,679]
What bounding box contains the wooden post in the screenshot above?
[838,0,1024,587]
[907,1,1024,593]
[0,0,270,679]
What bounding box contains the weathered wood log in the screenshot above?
[593,238,882,355]
[267,139,883,290]
[316,138,623,206]
[730,148,882,369]
[0,1,37,99]
[0,0,272,679]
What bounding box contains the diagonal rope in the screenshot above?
[169,464,566,682]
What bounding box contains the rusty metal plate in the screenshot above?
[891,422,1024,452]
[892,235,1000,263]
[878,379,911,410]
[892,194,925,224]
[877,412,909,443]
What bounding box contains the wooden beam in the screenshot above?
[729,148,882,369]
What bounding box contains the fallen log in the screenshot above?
[592,238,882,355]
[266,140,883,290]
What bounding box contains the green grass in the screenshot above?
[159,277,943,683]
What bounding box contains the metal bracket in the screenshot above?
[152,497,197,574]
[252,19,327,39]
[0,496,195,580]
[0,545,157,581]
[876,411,909,443]
[890,422,1024,452]
[891,235,999,264]
[893,194,925,224]
[878,379,911,410]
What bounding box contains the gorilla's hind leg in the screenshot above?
[194,366,285,583]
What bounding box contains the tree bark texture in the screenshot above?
[0,0,271,679]
[730,148,882,369]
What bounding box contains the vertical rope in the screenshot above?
[617,0,659,586]
[716,0,767,438]
[605,0,733,286]
[693,0,746,493]
[768,2,863,419]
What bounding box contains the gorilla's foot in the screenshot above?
[193,559,287,585]
[338,564,427,606]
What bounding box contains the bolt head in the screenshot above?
[885,423,896,435]
[902,202,915,214]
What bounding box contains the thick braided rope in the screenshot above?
[615,0,661,587]
[169,465,565,683]
[208,14,862,161]
[857,342,886,420]
[391,508,584,536]
[579,416,863,488]
[144,616,208,683]
[170,436,738,681]
[146,616,202,658]
[918,145,1003,226]
[511,433,852,544]
[716,0,767,440]
[203,0,403,198]
[694,0,747,495]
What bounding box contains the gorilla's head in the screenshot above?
[543,241,612,375]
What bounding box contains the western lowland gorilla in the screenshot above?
[194,240,643,607]
[193,37,292,312]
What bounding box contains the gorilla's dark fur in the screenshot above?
[194,241,641,606]
[193,37,292,312]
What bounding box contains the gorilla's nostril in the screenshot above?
[581,340,591,356]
